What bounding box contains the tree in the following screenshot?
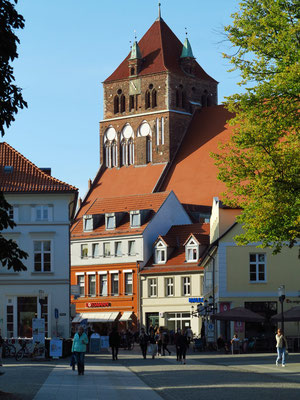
[0,0,28,270]
[213,0,300,253]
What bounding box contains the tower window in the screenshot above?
[152,89,157,108]
[145,91,150,109]
[121,94,126,112]
[129,95,135,111]
[145,85,157,109]
[114,96,119,114]
[117,89,122,95]
[130,67,135,75]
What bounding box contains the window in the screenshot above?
[120,94,126,113]
[125,272,133,295]
[34,241,51,272]
[36,205,49,221]
[99,274,107,296]
[92,243,99,258]
[187,247,198,262]
[250,253,266,282]
[130,212,140,227]
[111,273,119,296]
[128,240,136,256]
[165,277,174,297]
[106,215,116,230]
[156,248,166,264]
[77,275,85,297]
[103,242,111,257]
[152,89,157,108]
[8,206,14,220]
[88,275,96,297]
[145,90,150,108]
[84,216,93,231]
[129,95,135,111]
[6,305,14,338]
[149,278,157,297]
[115,241,122,257]
[114,95,119,114]
[81,244,88,258]
[146,136,152,162]
[205,271,213,289]
[182,277,191,296]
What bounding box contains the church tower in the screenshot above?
[100,10,218,169]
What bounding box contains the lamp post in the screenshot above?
[278,285,285,334]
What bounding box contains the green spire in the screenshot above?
[129,41,142,60]
[180,37,195,59]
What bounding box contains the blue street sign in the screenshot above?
[54,308,59,319]
[189,297,204,303]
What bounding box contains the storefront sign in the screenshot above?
[286,299,300,304]
[86,302,111,308]
[49,338,63,358]
[189,297,204,303]
[219,302,231,313]
[234,321,245,333]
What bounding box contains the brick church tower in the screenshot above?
[100,11,218,169]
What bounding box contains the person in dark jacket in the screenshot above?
[178,329,188,364]
[174,329,181,361]
[139,328,149,359]
[162,330,171,356]
[109,326,121,360]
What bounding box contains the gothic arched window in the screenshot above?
[114,96,119,114]
[120,94,126,113]
[120,124,134,166]
[146,136,152,163]
[104,127,117,168]
[137,121,152,164]
[145,90,150,109]
[152,89,157,108]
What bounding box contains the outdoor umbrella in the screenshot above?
[271,306,300,349]
[210,307,265,322]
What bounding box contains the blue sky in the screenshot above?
[5,0,240,197]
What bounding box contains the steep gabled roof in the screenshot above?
[71,191,170,239]
[105,18,216,83]
[0,142,77,193]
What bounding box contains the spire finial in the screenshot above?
[134,30,137,41]
[158,3,161,20]
[185,27,188,37]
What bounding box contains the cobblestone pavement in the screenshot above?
[1,348,300,400]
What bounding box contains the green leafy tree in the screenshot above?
[0,0,28,270]
[213,0,300,253]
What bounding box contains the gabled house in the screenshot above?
[0,142,78,339]
[70,191,191,333]
[140,223,210,335]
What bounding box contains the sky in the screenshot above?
[4,0,241,198]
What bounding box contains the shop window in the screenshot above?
[99,274,107,296]
[111,273,119,296]
[88,275,96,297]
[182,276,191,296]
[103,242,111,257]
[125,272,133,295]
[249,253,266,282]
[148,278,157,297]
[77,275,85,297]
[115,241,122,257]
[34,241,51,272]
[128,240,136,256]
[92,243,99,258]
[165,277,174,297]
[81,244,88,258]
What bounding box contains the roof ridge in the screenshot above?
[93,191,170,202]
[0,142,77,190]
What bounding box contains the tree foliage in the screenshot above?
[0,0,28,270]
[213,0,300,253]
[0,0,27,136]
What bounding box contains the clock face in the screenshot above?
[129,79,141,95]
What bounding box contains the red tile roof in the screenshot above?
[105,18,216,83]
[71,191,170,239]
[0,142,77,193]
[160,105,234,205]
[142,223,209,273]
[75,163,166,221]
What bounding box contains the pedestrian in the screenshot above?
[162,330,171,355]
[109,326,121,361]
[178,329,188,364]
[231,333,240,354]
[71,326,89,375]
[0,329,5,376]
[149,331,157,359]
[156,328,162,356]
[174,328,181,361]
[139,328,149,359]
[275,328,288,367]
[186,326,193,347]
[148,324,154,336]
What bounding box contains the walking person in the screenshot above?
[149,331,157,359]
[275,328,288,367]
[174,328,181,361]
[162,330,171,356]
[156,328,162,356]
[109,326,121,360]
[178,329,188,364]
[186,326,193,348]
[139,328,149,359]
[71,326,89,375]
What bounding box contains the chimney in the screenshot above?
[88,179,92,190]
[78,197,82,208]
[40,167,51,176]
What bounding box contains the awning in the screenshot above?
[119,312,132,321]
[72,312,119,323]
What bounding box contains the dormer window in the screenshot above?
[83,215,93,231]
[185,237,199,262]
[130,211,141,228]
[155,240,167,264]
[106,213,116,230]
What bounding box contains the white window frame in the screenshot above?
[103,242,111,257]
[115,241,122,257]
[165,277,174,297]
[77,274,85,297]
[92,243,99,258]
[88,274,96,297]
[148,278,157,297]
[249,253,266,283]
[99,273,108,297]
[124,272,133,295]
[128,240,136,256]
[106,213,116,230]
[130,211,141,228]
[182,276,191,296]
[185,238,199,262]
[33,240,52,272]
[83,215,93,232]
[81,244,88,258]
[111,273,119,296]
[35,205,52,222]
[155,242,166,264]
